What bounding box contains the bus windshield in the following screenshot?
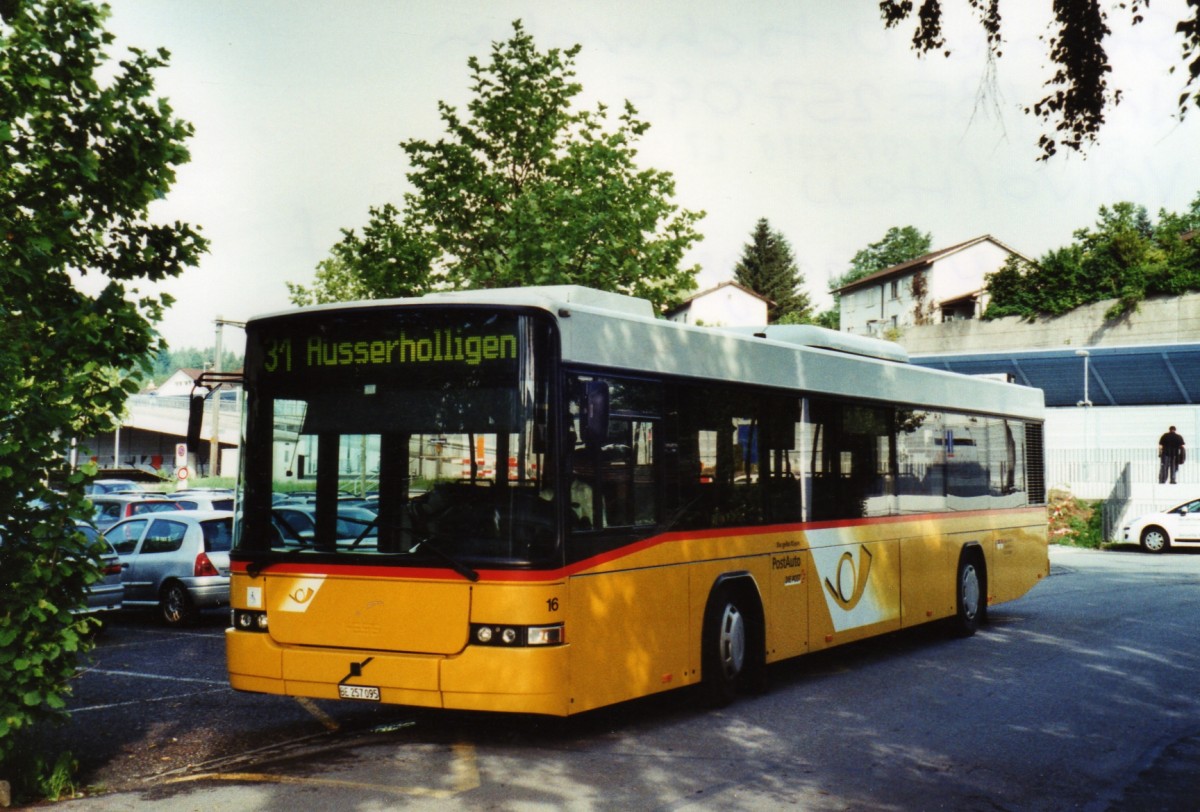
[235,308,560,570]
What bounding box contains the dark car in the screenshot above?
[272,504,378,547]
[75,521,125,615]
[106,511,233,625]
[89,494,183,531]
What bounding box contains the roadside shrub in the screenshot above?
[3,738,80,803]
[1048,489,1105,548]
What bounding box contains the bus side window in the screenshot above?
[806,399,893,520]
[896,410,946,514]
[565,375,661,533]
[674,382,762,529]
[762,395,802,524]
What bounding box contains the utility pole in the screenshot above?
[209,317,246,478]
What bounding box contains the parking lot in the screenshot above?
[46,608,388,795]
[41,546,1200,810]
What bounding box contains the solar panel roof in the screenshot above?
[910,344,1200,407]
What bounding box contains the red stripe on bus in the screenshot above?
[231,506,1045,582]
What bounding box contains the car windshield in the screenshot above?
[235,308,560,570]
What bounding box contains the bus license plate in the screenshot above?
[338,684,380,701]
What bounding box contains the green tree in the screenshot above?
[287,203,437,305]
[293,21,704,311]
[1148,193,1200,294]
[879,0,1200,160]
[985,195,1200,320]
[142,347,244,385]
[0,0,204,788]
[733,218,813,323]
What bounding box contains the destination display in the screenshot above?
[249,310,523,379]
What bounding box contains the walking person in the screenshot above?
[1158,425,1186,484]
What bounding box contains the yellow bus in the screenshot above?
[226,286,1048,714]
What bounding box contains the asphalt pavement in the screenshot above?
[30,546,1200,810]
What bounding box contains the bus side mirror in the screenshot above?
[582,381,610,448]
[186,393,206,450]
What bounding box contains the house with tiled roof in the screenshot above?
[834,235,1033,337]
[664,281,771,327]
[154,367,208,397]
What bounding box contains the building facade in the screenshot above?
[836,236,1028,337]
[664,281,770,327]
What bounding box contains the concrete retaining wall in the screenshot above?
[901,293,1200,353]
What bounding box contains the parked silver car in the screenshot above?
[106,510,233,626]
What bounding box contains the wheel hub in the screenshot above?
[718,604,746,679]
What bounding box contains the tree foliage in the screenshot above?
[733,218,813,323]
[833,225,933,291]
[879,0,1200,159]
[287,203,437,306]
[142,347,243,385]
[292,21,704,312]
[984,194,1200,320]
[0,0,204,778]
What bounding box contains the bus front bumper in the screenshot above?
[226,628,571,716]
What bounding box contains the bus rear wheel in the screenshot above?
[951,552,985,637]
[700,584,765,707]
[701,591,745,707]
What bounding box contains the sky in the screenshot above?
[102,1,1200,354]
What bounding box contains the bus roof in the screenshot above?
[249,285,1044,421]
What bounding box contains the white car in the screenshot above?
[1122,498,1200,553]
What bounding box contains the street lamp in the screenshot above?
[1075,349,1092,407]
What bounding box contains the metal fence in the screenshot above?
[1045,448,1193,493]
[1046,448,1191,541]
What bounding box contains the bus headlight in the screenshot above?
[470,623,564,647]
[232,609,269,632]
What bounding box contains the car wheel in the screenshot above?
[1140,526,1170,554]
[951,551,985,637]
[161,582,196,626]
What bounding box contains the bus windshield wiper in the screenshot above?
[409,539,479,582]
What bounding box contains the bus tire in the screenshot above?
[951,550,986,637]
[700,582,765,707]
